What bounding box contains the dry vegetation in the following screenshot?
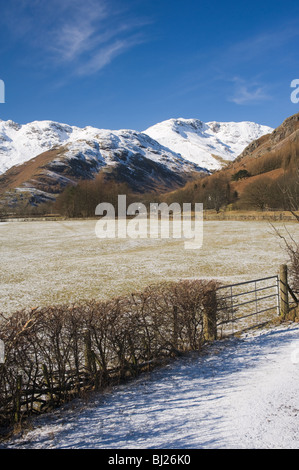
[0,279,228,434]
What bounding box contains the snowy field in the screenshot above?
[0,219,297,315]
[2,322,299,449]
[1,219,299,450]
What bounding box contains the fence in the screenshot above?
[214,264,298,337]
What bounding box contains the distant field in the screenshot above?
[0,218,297,315]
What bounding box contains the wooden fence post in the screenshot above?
[172,306,178,350]
[279,264,289,318]
[84,329,96,375]
[14,374,22,424]
[42,363,54,404]
[203,288,217,342]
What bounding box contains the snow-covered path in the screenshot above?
[3,322,299,449]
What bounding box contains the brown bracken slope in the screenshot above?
[220,112,299,195]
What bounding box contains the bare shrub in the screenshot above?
[0,279,220,433]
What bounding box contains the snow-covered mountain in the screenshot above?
[0,116,273,207]
[0,121,207,206]
[0,118,205,175]
[0,119,106,174]
[144,118,273,171]
[0,117,273,176]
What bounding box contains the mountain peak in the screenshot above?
[147,117,209,135]
[144,118,273,170]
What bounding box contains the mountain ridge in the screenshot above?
[0,126,206,207]
[0,117,273,175]
[0,116,274,209]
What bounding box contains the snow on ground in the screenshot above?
[2,322,299,449]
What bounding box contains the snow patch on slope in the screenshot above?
[144,118,273,170]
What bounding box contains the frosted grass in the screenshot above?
[0,219,297,315]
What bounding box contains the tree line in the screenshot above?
[50,167,298,217]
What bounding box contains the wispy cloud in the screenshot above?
[228,78,272,105]
[76,35,145,76]
[1,0,150,76]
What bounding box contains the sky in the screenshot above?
[0,0,298,131]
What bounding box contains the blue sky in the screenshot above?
[0,0,298,131]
